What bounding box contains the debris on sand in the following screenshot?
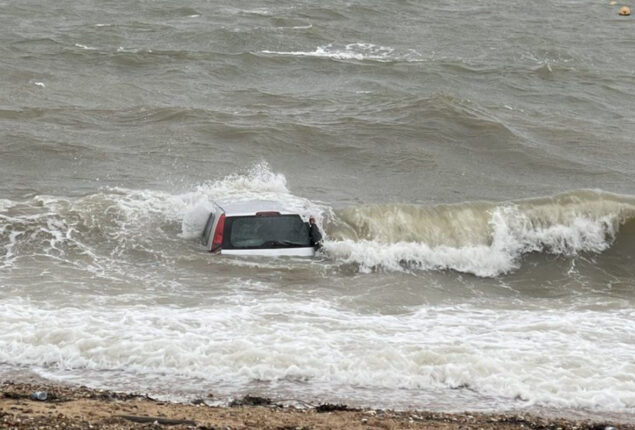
[229,395,274,407]
[1,381,631,430]
[315,403,359,413]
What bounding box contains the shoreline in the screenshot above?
[1,381,631,429]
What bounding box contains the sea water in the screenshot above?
[1,0,634,421]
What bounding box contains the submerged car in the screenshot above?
[201,200,316,257]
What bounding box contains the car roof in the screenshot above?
[217,200,301,217]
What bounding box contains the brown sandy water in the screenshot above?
[1,0,634,421]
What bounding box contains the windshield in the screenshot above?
[223,215,311,249]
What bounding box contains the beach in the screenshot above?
[2,0,634,424]
[2,381,631,430]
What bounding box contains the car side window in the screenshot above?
[202,212,216,246]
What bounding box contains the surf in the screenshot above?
[325,189,635,277]
[2,165,634,278]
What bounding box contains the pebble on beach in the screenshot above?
[2,381,628,430]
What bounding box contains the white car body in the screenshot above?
[201,200,316,257]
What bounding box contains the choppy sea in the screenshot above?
[1,0,634,422]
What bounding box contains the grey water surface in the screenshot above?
[1,0,634,420]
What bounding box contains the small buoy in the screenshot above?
[619,5,631,15]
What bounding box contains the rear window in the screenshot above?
[222,215,311,249]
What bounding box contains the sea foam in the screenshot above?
[1,297,633,412]
[262,43,422,62]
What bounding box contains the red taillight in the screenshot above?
[211,213,225,252]
[256,211,280,216]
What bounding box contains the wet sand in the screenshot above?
[1,381,631,430]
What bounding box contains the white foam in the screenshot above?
[0,229,21,269]
[1,297,633,412]
[0,199,12,211]
[325,239,514,277]
[116,46,148,54]
[74,43,96,50]
[240,8,272,16]
[261,43,420,62]
[176,162,327,239]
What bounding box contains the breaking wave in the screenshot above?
[1,164,634,278]
[178,162,327,239]
[325,190,635,277]
[0,163,326,273]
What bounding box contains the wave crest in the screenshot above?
[179,162,325,239]
[326,190,635,277]
[261,43,422,62]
